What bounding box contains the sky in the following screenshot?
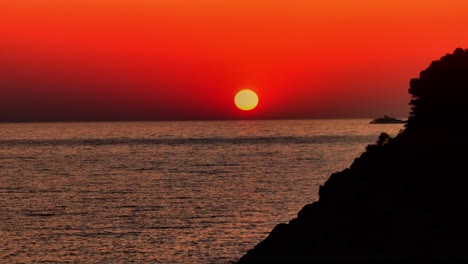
[1,0,468,121]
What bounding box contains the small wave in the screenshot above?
[26,213,58,217]
[0,135,371,147]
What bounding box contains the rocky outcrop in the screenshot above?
[238,48,468,263]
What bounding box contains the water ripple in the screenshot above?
[0,135,373,147]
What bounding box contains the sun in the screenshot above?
[234,89,259,111]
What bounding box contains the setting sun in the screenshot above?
[234,89,259,111]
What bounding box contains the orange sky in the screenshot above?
[1,0,468,121]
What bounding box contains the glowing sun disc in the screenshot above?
[234,89,259,111]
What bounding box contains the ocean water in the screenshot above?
[0,120,404,263]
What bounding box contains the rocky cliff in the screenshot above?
[238,48,468,263]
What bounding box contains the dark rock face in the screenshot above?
[237,48,468,263]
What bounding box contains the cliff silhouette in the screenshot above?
[238,48,468,263]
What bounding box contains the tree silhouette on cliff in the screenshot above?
[407,48,468,129]
[238,48,468,263]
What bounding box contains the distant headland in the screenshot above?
[237,48,468,262]
[370,115,406,124]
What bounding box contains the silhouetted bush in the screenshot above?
[376,132,391,146]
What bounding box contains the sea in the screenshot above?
[0,120,404,263]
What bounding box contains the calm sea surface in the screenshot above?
[0,120,403,263]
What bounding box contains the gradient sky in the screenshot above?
[1,0,468,121]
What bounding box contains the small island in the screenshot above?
[370,115,406,124]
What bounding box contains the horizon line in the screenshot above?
[0,116,409,124]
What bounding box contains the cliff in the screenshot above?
[238,48,468,263]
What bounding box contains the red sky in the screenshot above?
[1,0,468,121]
